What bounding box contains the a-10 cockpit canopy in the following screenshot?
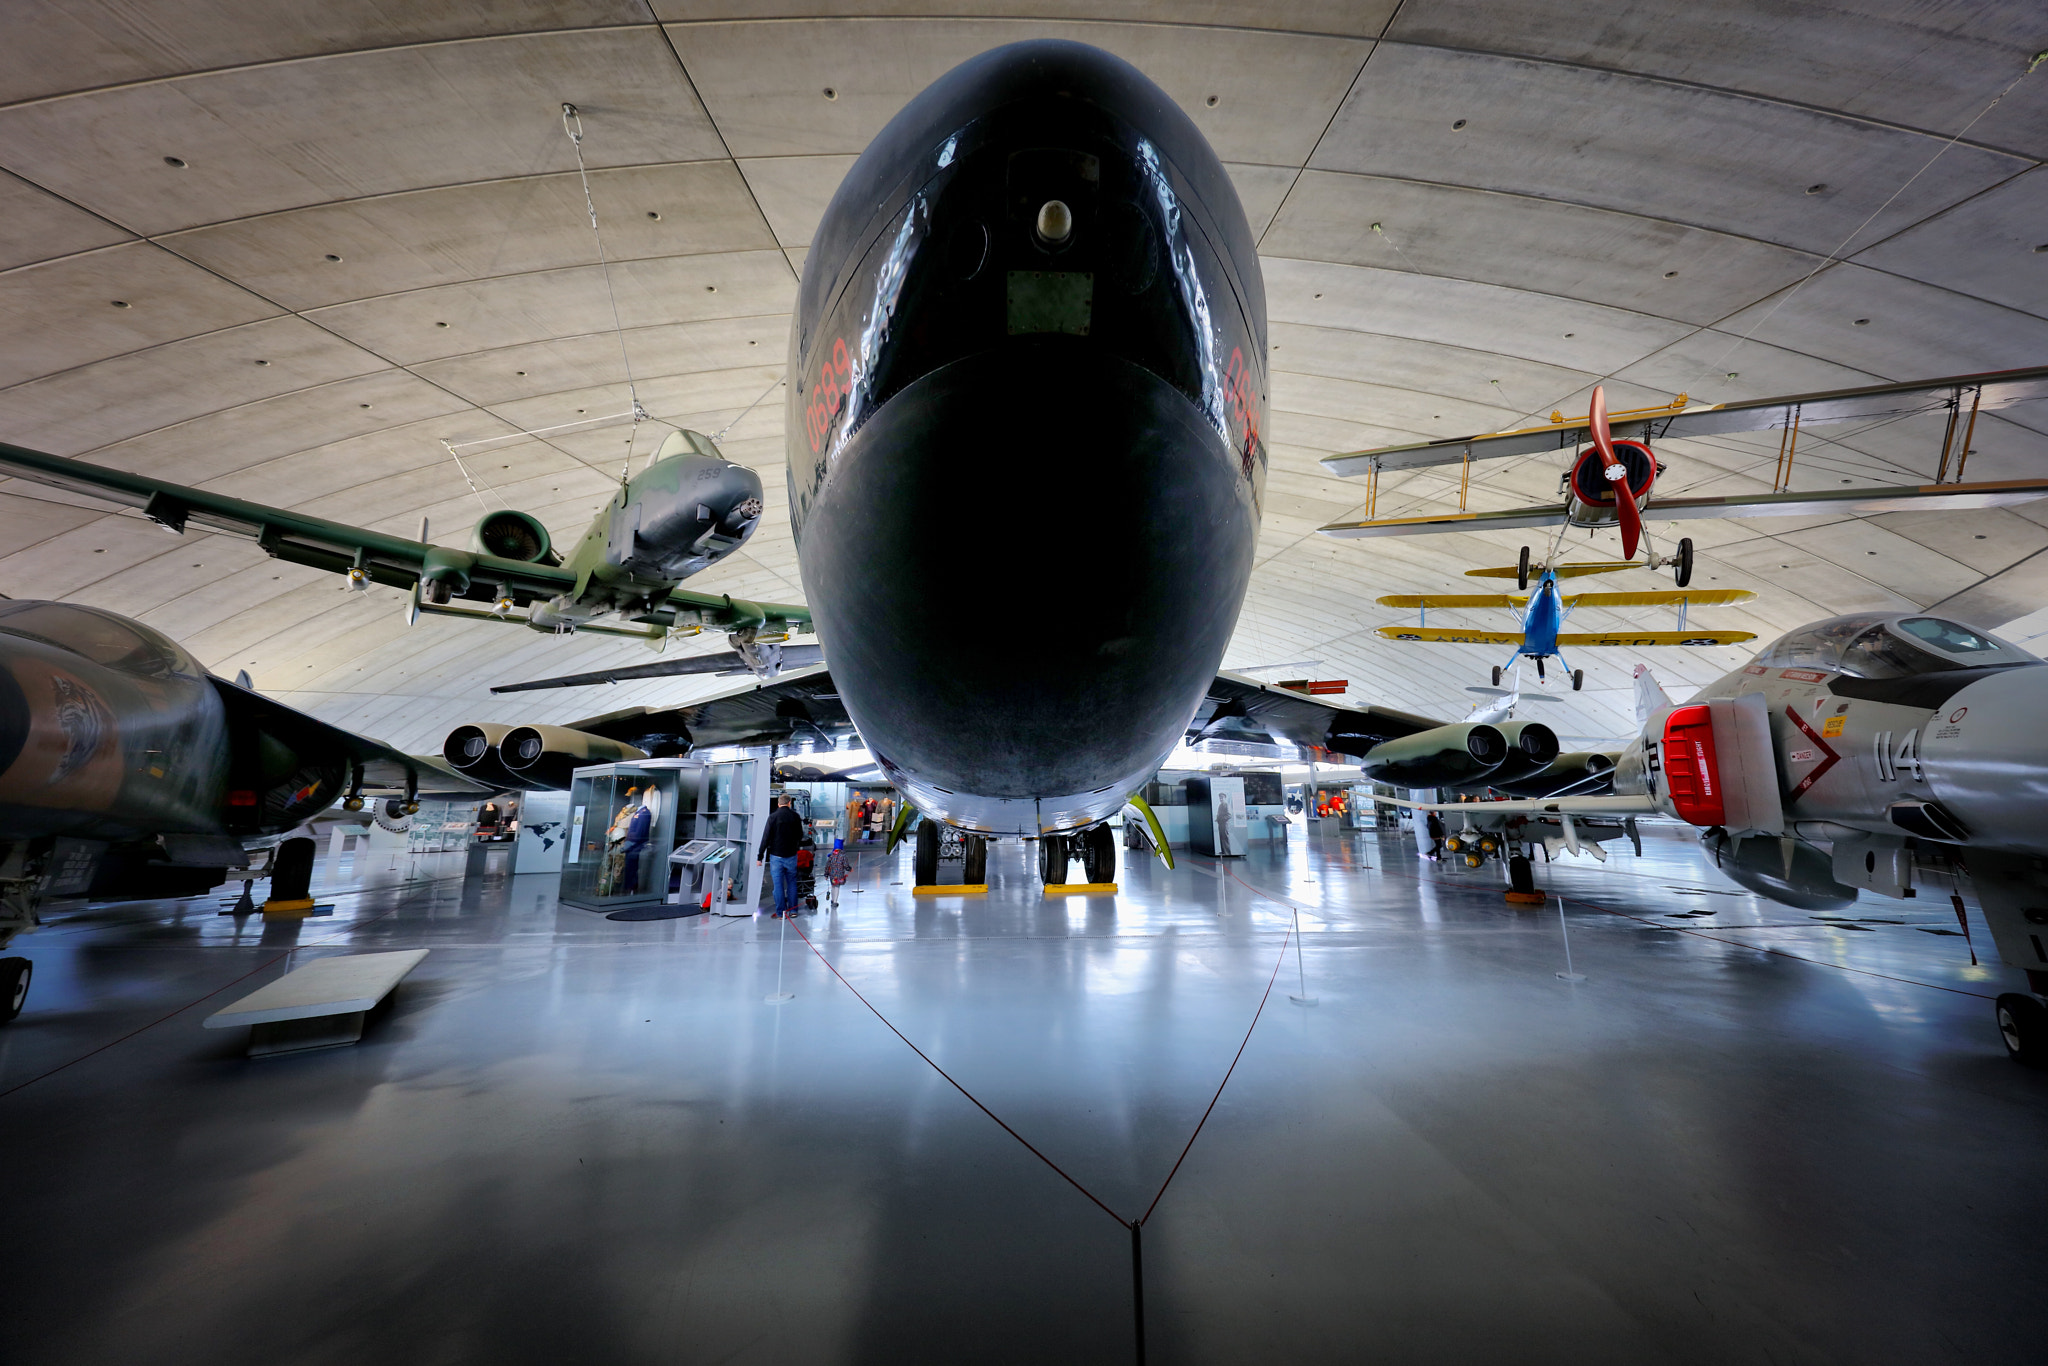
[1752,613,2041,681]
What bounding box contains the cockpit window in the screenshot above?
[1837,625,1958,680]
[1753,618,1871,672]
[1752,612,2038,678]
[0,602,198,679]
[1896,617,1999,654]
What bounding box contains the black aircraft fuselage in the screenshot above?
[786,41,1267,834]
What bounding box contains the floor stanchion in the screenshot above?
[1556,894,1586,982]
[765,906,794,1003]
[1289,907,1318,1006]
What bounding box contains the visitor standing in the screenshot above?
[757,796,805,916]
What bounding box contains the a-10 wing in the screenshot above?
[0,441,808,634]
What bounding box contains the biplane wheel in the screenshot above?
[1517,546,1531,591]
[1491,666,1503,687]
[1572,669,1584,692]
[1674,537,1694,589]
[1535,658,1547,680]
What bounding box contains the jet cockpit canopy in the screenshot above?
[0,600,205,681]
[1753,612,2040,680]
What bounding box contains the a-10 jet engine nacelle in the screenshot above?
[1358,720,1559,790]
[443,722,646,792]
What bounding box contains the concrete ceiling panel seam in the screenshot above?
[1363,36,2048,158]
[648,20,806,285]
[1311,44,2038,258]
[0,4,657,106]
[0,28,726,235]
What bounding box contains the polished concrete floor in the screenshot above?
[4,825,2045,1365]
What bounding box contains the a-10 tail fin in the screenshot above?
[1633,663,1673,725]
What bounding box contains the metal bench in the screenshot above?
[204,949,428,1057]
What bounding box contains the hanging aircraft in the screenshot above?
[0,429,811,672]
[0,599,489,1024]
[1375,567,1757,690]
[1381,615,2048,1066]
[1317,367,2048,584]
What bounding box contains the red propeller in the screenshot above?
[1588,384,1642,560]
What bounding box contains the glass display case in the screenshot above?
[558,757,768,915]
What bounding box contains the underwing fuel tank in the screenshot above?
[1700,828,1858,911]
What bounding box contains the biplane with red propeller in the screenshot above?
[1317,365,2048,589]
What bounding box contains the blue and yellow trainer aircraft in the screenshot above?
[1376,565,1756,691]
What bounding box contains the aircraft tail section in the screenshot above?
[1633,663,1672,725]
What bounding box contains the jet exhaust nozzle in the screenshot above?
[497,724,649,790]
[1357,722,1509,788]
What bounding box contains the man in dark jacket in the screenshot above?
[757,797,805,917]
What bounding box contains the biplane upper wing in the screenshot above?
[1319,364,2048,477]
[1321,477,2048,539]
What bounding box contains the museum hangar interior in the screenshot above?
[3,4,2048,1363]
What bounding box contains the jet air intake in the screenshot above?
[474,510,558,565]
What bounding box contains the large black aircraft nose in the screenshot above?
[798,341,1256,829]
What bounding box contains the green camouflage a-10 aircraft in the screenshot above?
[0,429,815,677]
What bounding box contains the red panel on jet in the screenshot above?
[1661,704,1725,826]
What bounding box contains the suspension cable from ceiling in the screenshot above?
[563,102,651,486]
[714,374,786,443]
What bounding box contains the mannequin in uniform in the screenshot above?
[619,796,654,895]
[601,787,639,895]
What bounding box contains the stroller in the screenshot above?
[795,838,820,911]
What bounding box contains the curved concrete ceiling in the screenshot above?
[4,2,2047,751]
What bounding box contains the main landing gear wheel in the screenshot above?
[1996,993,2047,1066]
[1517,545,1531,591]
[964,834,988,885]
[1674,536,1695,589]
[914,819,939,887]
[1491,666,1504,687]
[1081,825,1117,884]
[1039,834,1069,885]
[1571,668,1584,692]
[0,956,30,1024]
